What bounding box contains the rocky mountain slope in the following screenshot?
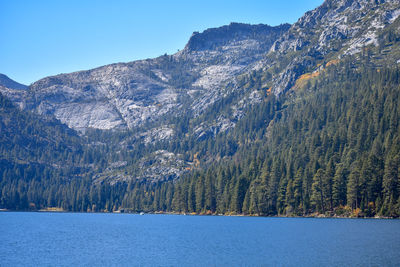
[2,1,399,136]
[0,23,289,132]
[0,74,28,109]
[254,0,400,95]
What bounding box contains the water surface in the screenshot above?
[1,212,399,266]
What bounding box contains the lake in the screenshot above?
[0,212,399,266]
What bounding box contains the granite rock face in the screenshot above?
[1,23,289,132]
[266,0,400,95]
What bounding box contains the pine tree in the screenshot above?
[347,167,361,210]
[312,169,326,213]
[332,164,347,207]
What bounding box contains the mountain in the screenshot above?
[0,75,28,110]
[0,91,95,210]
[4,0,399,134]
[0,74,27,90]
[0,23,289,132]
[262,0,400,95]
[1,0,400,216]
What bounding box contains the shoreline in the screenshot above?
[0,209,397,219]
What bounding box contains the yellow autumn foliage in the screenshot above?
[293,71,320,90]
[326,59,339,67]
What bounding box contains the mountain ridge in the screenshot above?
[0,22,289,132]
[0,74,27,90]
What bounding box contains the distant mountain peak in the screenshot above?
[0,74,27,90]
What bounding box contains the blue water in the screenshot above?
[0,212,399,266]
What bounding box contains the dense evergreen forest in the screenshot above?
[112,62,400,218]
[1,59,399,217]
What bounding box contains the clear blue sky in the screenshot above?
[0,0,324,85]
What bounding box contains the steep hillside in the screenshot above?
[0,0,400,216]
[0,92,82,166]
[90,57,400,217]
[0,23,289,132]
[165,61,400,217]
[263,0,400,95]
[0,92,95,210]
